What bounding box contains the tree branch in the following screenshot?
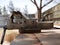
[31,0,39,9]
[31,0,34,3]
[42,0,53,8]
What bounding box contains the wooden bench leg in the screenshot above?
[0,27,7,44]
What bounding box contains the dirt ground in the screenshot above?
[0,28,19,43]
[0,26,60,45]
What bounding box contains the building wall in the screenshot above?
[43,3,60,21]
[53,3,60,18]
[27,14,35,19]
[43,8,53,21]
[43,3,60,25]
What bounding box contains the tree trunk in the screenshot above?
[38,9,41,21]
